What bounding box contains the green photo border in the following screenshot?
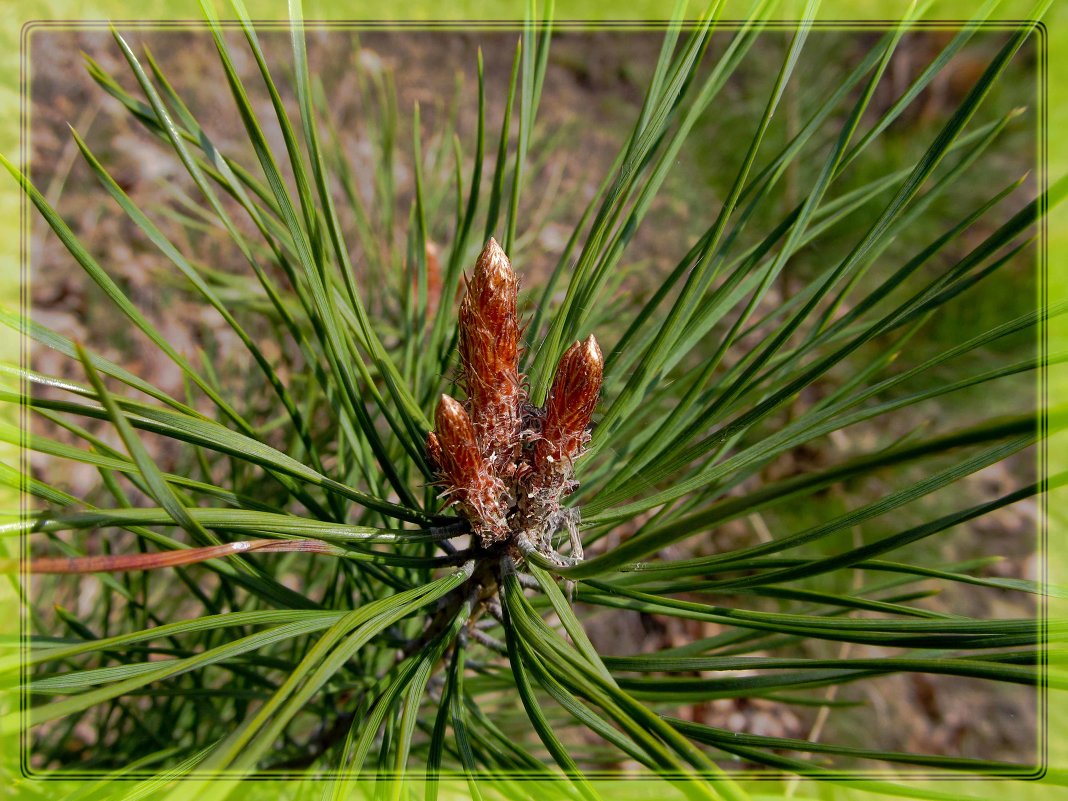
[1,0,1064,798]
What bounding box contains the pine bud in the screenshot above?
[538,335,603,468]
[434,395,478,473]
[458,238,523,470]
[431,394,508,544]
[430,242,603,556]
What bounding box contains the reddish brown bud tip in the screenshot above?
[547,335,603,423]
[435,394,478,460]
[540,334,603,465]
[474,237,514,288]
[463,238,519,343]
[581,334,603,372]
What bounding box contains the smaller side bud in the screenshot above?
[430,394,509,545]
[518,335,602,548]
[538,334,603,468]
[434,395,482,484]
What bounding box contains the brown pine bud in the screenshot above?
[538,335,603,468]
[458,238,524,471]
[434,394,480,481]
[431,394,508,544]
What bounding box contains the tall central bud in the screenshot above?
[458,238,523,476]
